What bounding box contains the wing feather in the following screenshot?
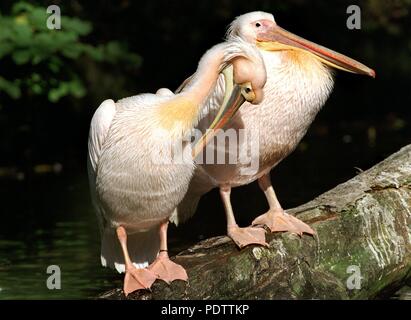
[87,99,116,233]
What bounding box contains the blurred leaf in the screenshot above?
[11,2,34,15]
[0,42,13,58]
[0,1,142,102]
[12,23,32,46]
[47,58,61,73]
[48,79,86,102]
[48,83,69,102]
[12,50,31,64]
[28,8,48,30]
[31,83,43,94]
[80,44,104,61]
[69,80,86,98]
[0,76,21,99]
[0,21,14,40]
[61,43,82,59]
[61,17,92,36]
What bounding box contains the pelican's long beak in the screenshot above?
[257,25,375,78]
[192,65,247,158]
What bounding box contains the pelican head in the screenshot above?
[192,39,267,157]
[227,11,375,78]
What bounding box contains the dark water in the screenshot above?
[0,119,410,299]
[0,176,122,299]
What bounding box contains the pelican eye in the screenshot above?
[255,22,261,27]
[240,83,255,102]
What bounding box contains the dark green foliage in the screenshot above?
[0,1,141,103]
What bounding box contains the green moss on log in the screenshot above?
[99,145,411,300]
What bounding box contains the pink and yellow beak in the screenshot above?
[257,24,375,78]
[192,65,252,158]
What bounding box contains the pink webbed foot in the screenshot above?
[123,267,157,296]
[252,209,315,236]
[227,225,268,249]
[148,251,188,284]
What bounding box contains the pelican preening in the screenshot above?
[87,38,267,294]
[176,11,375,247]
[88,10,375,295]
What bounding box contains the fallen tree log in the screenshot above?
[99,145,411,300]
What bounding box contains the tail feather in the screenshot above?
[101,227,160,273]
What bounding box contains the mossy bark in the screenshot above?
[99,145,411,300]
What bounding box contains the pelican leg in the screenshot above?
[148,221,188,284]
[220,186,268,248]
[116,226,157,296]
[252,174,315,236]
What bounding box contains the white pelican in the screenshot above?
[87,38,267,295]
[176,11,375,248]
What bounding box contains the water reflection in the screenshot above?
[0,173,122,299]
[0,219,122,299]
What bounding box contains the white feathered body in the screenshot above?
[96,95,194,230]
[87,39,265,271]
[88,95,194,271]
[176,49,334,223]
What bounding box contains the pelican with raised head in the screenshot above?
[176,11,375,247]
[87,38,267,295]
